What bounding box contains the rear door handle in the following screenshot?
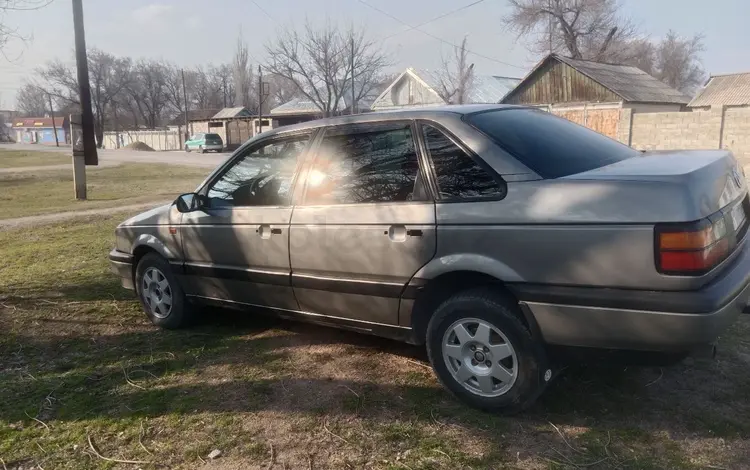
[271,228,282,235]
[407,229,423,237]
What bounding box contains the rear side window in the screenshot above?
[466,108,638,178]
[304,123,424,205]
[421,124,504,200]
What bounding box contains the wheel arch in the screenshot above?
[131,234,178,268]
[406,256,539,345]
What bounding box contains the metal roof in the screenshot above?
[688,72,750,108]
[552,55,691,104]
[408,68,521,104]
[168,109,221,125]
[212,107,252,119]
[270,97,329,116]
[11,117,67,128]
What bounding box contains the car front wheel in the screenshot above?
[426,288,550,414]
[135,253,194,329]
[185,145,191,152]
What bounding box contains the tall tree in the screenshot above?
[126,59,169,128]
[15,82,49,115]
[504,0,705,93]
[436,37,475,105]
[265,21,389,117]
[37,49,132,146]
[504,0,637,61]
[233,32,256,110]
[652,31,705,93]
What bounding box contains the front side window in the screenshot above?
[421,124,504,200]
[305,123,424,205]
[206,135,309,207]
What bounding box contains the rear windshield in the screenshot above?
[205,133,221,140]
[466,108,638,178]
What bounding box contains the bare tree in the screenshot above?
[1,1,53,53]
[211,64,235,108]
[504,0,638,62]
[436,37,475,104]
[15,81,48,115]
[233,32,257,110]
[126,59,169,128]
[265,21,389,117]
[37,49,131,146]
[267,73,299,107]
[652,31,705,94]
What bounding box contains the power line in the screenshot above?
[380,0,486,42]
[358,0,526,71]
[250,0,276,23]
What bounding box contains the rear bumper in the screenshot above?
[512,238,750,352]
[109,249,134,290]
[202,144,223,151]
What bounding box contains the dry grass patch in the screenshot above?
[1,216,750,468]
[0,148,70,168]
[0,163,208,219]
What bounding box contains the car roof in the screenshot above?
[266,104,524,136]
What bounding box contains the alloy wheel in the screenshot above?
[441,317,518,397]
[142,267,173,319]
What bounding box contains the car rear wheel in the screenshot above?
[135,253,194,329]
[426,288,550,414]
[199,145,205,154]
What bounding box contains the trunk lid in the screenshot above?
[564,150,747,218]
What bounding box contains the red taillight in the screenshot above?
[656,217,729,275]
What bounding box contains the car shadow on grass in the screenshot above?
[4,299,750,468]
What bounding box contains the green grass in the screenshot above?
[0,163,208,219]
[0,148,70,168]
[1,217,750,468]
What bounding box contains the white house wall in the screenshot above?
[372,74,444,109]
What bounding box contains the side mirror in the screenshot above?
[175,193,205,213]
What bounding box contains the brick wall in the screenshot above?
[621,106,750,164]
[722,107,750,161]
[549,104,621,139]
[629,108,723,151]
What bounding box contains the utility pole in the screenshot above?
[257,64,263,134]
[181,68,189,143]
[351,35,356,115]
[72,0,98,200]
[47,93,59,147]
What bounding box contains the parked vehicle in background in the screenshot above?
[110,105,750,413]
[185,133,223,153]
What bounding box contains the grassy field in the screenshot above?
[0,163,209,219]
[1,217,750,469]
[0,148,71,168]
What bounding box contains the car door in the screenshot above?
[289,121,437,326]
[180,131,314,311]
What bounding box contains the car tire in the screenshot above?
[426,288,549,414]
[135,253,194,329]
[184,145,191,153]
[199,145,205,154]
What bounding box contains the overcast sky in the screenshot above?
[1,0,748,109]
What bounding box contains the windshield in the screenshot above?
[466,108,639,178]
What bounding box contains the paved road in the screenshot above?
[1,143,230,168]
